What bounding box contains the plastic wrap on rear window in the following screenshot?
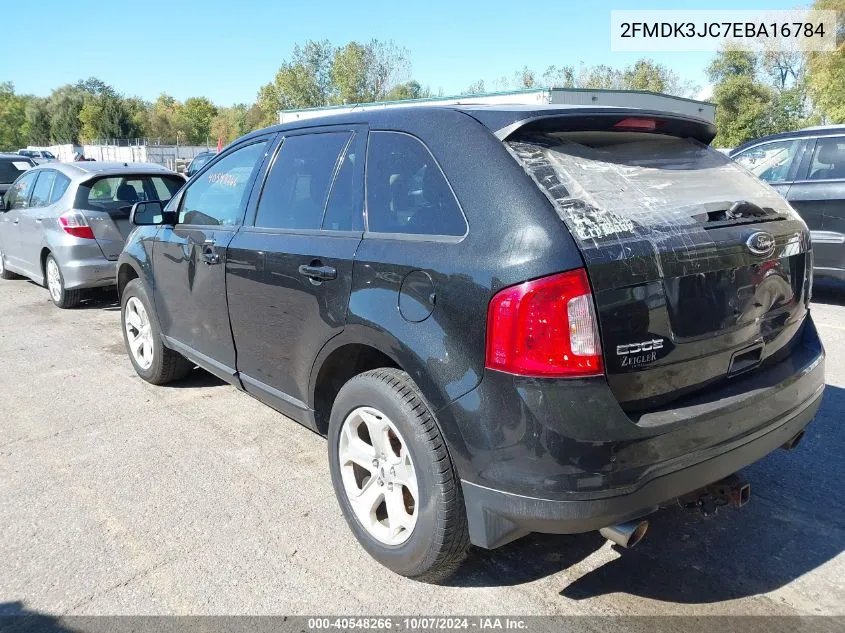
[506,134,797,270]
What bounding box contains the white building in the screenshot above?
[279,87,715,125]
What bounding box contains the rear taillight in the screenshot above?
[485,269,603,377]
[59,210,95,239]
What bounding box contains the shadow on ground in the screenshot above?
[0,601,73,632]
[811,278,845,306]
[446,386,845,606]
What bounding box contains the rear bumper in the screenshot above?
[56,252,116,289]
[442,317,825,549]
[462,389,821,548]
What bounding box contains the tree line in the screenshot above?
[1,1,843,152]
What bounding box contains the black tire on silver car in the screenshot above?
[0,249,18,280]
[121,279,193,385]
[44,254,81,308]
[328,368,470,582]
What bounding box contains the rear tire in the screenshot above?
[328,368,469,582]
[45,254,81,308]
[121,279,193,385]
[0,249,17,280]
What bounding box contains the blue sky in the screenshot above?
[2,0,807,106]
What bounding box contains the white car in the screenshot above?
[18,149,57,164]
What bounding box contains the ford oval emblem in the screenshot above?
[747,231,775,256]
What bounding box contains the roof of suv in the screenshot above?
[242,104,717,145]
[731,124,845,155]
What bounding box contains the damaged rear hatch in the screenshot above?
[74,173,184,260]
[506,116,811,412]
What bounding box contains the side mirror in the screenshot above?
[0,196,6,212]
[130,200,174,226]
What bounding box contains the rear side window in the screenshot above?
[808,137,845,180]
[255,132,350,230]
[30,170,56,207]
[76,175,184,212]
[6,170,38,209]
[50,173,71,203]
[366,132,466,237]
[0,158,33,185]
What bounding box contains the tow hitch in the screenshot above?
[678,474,751,518]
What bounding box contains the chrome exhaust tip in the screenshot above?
[782,430,806,450]
[599,520,649,549]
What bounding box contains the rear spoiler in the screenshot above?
[483,109,716,144]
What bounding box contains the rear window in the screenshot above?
[506,131,794,256]
[0,158,34,184]
[75,175,183,212]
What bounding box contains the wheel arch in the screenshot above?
[308,326,472,474]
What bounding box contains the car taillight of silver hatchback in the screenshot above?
[58,210,95,239]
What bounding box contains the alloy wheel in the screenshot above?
[46,258,62,303]
[124,296,155,370]
[338,406,419,546]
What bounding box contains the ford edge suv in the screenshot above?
[117,105,824,581]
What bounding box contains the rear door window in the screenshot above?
[365,131,467,237]
[807,137,845,180]
[732,139,802,183]
[29,170,56,207]
[6,170,39,209]
[254,132,351,230]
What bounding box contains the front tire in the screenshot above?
[45,254,81,308]
[121,279,192,384]
[328,368,469,582]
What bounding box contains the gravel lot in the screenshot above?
[0,277,843,618]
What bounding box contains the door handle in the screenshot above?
[298,262,337,282]
[202,240,220,265]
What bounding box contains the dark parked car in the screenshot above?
[731,125,845,281]
[184,151,216,178]
[118,105,824,581]
[0,153,36,197]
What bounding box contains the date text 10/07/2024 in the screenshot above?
[307,617,529,630]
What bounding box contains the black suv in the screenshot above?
[118,105,824,581]
[731,125,845,281]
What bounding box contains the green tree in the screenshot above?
[465,79,485,94]
[622,59,697,96]
[806,0,845,122]
[384,80,428,101]
[78,90,140,142]
[331,41,372,104]
[147,94,186,143]
[0,82,29,150]
[47,84,86,143]
[211,104,251,144]
[542,65,575,88]
[24,97,51,145]
[182,97,218,144]
[270,39,335,109]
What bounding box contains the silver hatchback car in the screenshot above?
[0,162,184,307]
